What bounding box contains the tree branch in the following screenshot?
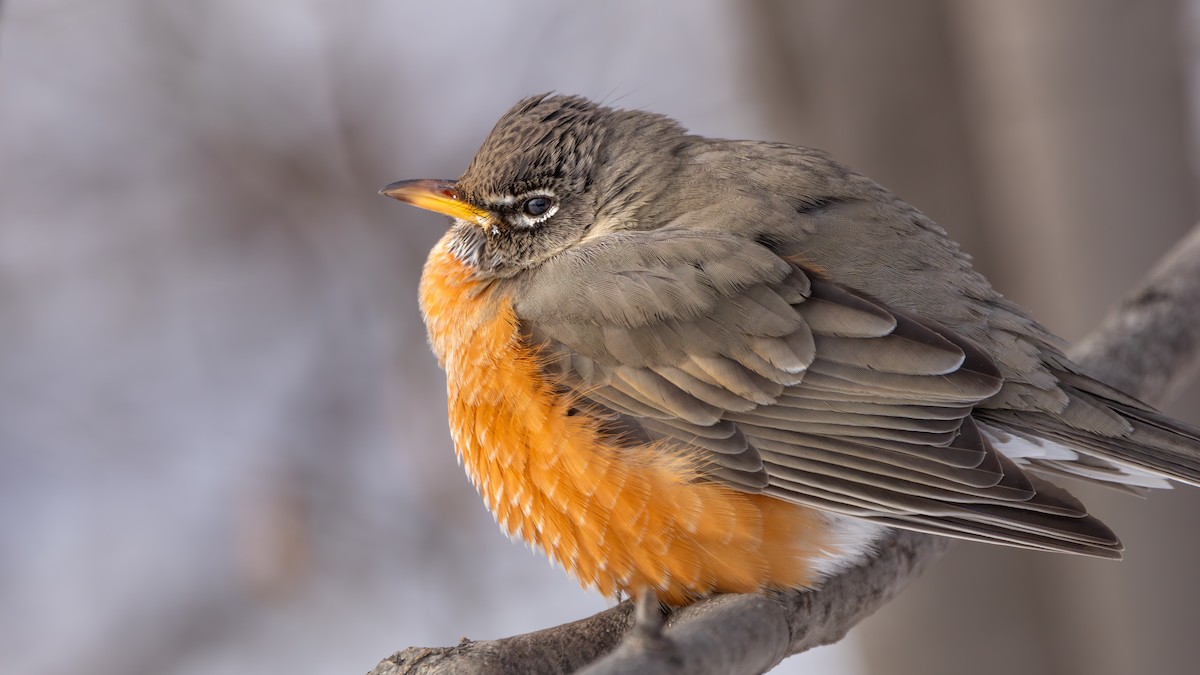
[1070,223,1200,406]
[371,222,1200,675]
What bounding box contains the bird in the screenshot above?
[381,93,1200,609]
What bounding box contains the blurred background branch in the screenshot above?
[2,2,1198,675]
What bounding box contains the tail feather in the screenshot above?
[978,376,1200,489]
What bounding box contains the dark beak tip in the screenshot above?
[378,180,409,198]
[378,178,458,201]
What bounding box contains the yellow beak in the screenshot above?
[379,179,492,226]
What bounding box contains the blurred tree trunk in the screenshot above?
[738,1,1200,674]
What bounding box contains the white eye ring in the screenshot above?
[510,191,558,227]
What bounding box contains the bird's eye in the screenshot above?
[522,196,553,217]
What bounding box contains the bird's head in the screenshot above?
[381,94,688,277]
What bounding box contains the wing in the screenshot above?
[514,230,1122,557]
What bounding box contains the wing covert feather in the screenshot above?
[517,232,1120,557]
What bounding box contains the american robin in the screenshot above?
[381,94,1200,608]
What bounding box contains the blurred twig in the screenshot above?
[370,221,1200,675]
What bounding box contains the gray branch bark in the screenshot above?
[1071,223,1200,407]
[370,222,1200,675]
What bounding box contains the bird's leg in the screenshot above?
[625,588,682,663]
[633,588,665,639]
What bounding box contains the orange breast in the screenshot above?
[418,236,832,604]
